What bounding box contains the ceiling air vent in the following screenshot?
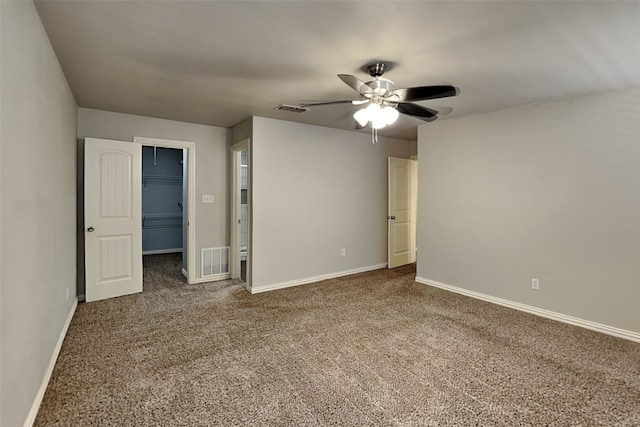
[275,104,308,113]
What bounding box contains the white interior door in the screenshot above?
[85,137,142,302]
[388,157,417,268]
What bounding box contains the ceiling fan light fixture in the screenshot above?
[353,108,369,127]
[302,62,458,134]
[371,116,387,129]
[353,103,399,129]
[382,106,399,125]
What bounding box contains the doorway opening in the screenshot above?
[134,137,196,285]
[142,146,185,255]
[387,156,418,269]
[141,146,187,286]
[231,139,250,289]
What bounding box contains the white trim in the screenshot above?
[142,248,182,255]
[415,276,640,344]
[181,268,188,280]
[189,273,232,284]
[231,139,251,287]
[24,298,78,427]
[133,137,196,284]
[251,264,388,294]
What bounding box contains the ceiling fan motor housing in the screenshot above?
[364,77,394,97]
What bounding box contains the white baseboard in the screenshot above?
[24,298,78,427]
[181,268,232,285]
[415,276,640,344]
[189,273,232,284]
[251,263,388,294]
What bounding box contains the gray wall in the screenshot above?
[409,140,418,157]
[1,2,78,426]
[251,117,410,290]
[417,87,640,334]
[77,108,231,280]
[231,117,253,144]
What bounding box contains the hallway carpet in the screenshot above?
[35,256,640,426]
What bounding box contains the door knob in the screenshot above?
[87,226,95,232]
[387,216,396,220]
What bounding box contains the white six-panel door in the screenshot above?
[85,138,142,302]
[388,157,417,268]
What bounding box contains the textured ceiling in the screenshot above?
[34,1,640,140]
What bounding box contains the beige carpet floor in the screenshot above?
[35,254,640,426]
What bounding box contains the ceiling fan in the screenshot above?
[300,61,459,131]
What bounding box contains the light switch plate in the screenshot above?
[202,194,214,204]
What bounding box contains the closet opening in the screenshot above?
[141,145,188,283]
[134,137,196,285]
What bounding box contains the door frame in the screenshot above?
[231,138,251,290]
[134,136,196,284]
[387,156,418,268]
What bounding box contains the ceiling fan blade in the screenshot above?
[397,102,439,122]
[338,74,372,95]
[299,100,356,107]
[333,108,358,123]
[332,106,366,129]
[432,105,453,115]
[392,85,459,102]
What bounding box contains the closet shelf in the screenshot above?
[142,213,183,229]
[143,175,182,186]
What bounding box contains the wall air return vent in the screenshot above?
[202,246,230,277]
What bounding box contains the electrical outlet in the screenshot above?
[531,278,540,290]
[341,248,346,256]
